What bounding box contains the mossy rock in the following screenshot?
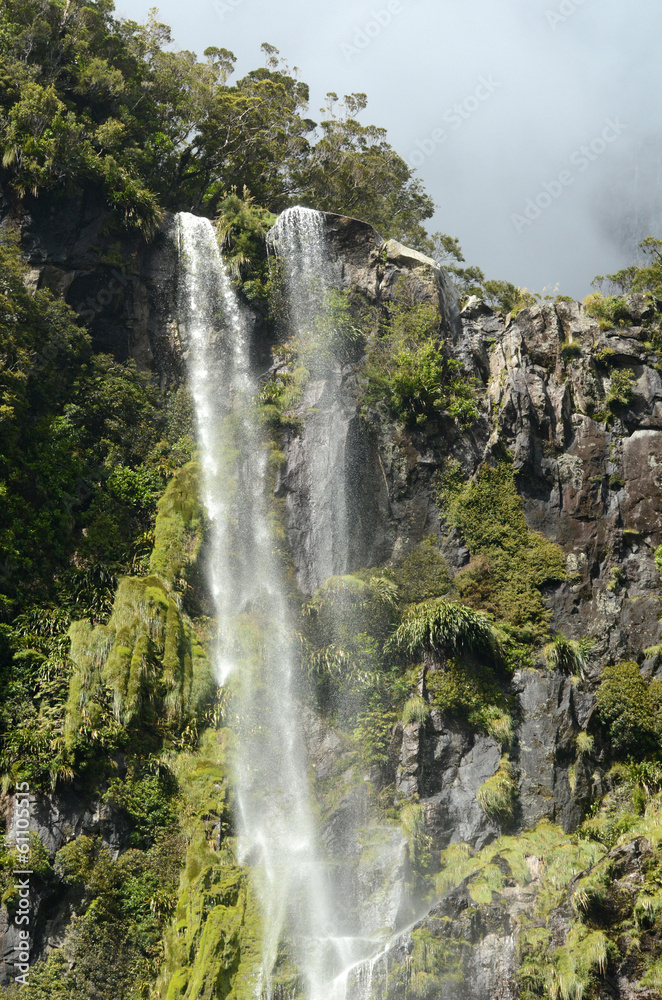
[150,461,204,589]
[65,572,215,738]
[160,839,262,1000]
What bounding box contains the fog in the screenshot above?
[116,0,662,298]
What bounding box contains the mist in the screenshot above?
[116,0,662,298]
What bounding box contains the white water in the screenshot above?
[177,211,407,1000]
[177,213,338,999]
[267,207,352,593]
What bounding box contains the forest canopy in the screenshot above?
[0,0,435,247]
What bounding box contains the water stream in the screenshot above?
[176,210,404,1000]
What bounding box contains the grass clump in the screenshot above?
[402,695,430,725]
[543,633,593,680]
[476,756,516,823]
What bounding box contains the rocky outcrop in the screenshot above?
[2,187,181,382]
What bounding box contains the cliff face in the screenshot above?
[3,202,662,999]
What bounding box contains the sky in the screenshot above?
[116,0,662,298]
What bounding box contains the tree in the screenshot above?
[593,236,662,299]
[292,92,435,249]
[389,598,502,668]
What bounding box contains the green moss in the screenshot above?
[64,619,110,744]
[158,839,262,1000]
[407,924,466,995]
[149,462,204,588]
[438,462,566,642]
[425,657,511,738]
[65,571,214,741]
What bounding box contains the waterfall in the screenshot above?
[177,212,337,999]
[267,207,352,593]
[176,210,407,1000]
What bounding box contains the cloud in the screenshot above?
[117,0,662,296]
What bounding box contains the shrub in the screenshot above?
[584,292,632,329]
[363,294,478,428]
[387,536,452,606]
[438,462,566,641]
[606,368,636,410]
[596,661,662,758]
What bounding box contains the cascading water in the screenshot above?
[267,207,353,594]
[176,210,410,1000]
[177,212,338,999]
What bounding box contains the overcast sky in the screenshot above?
[116,0,662,298]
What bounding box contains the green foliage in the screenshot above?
[584,292,632,329]
[149,462,204,590]
[593,237,662,301]
[302,573,399,724]
[216,188,277,312]
[39,831,184,1000]
[363,292,478,428]
[605,368,636,410]
[481,281,539,316]
[476,756,517,823]
[156,838,261,1000]
[0,8,438,243]
[576,732,594,756]
[423,657,513,745]
[386,537,452,606]
[596,661,662,759]
[353,698,397,770]
[292,91,435,250]
[390,598,501,664]
[439,461,566,642]
[66,574,214,741]
[104,768,179,849]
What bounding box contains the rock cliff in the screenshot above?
[2,201,662,999]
